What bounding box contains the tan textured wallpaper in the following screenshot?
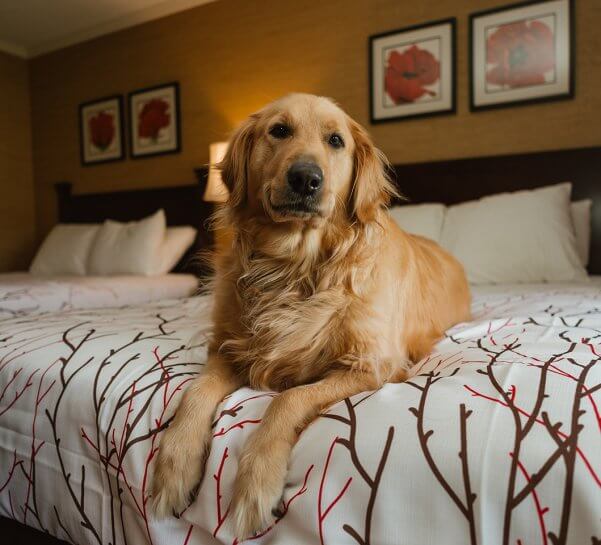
[30,0,601,239]
[0,51,35,271]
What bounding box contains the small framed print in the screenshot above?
[128,82,181,159]
[79,95,125,166]
[369,18,456,123]
[470,0,574,111]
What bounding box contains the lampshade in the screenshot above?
[203,141,229,202]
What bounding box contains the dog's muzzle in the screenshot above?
[272,161,324,214]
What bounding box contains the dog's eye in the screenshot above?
[328,133,344,149]
[269,123,292,139]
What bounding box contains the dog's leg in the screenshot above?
[231,369,381,538]
[152,355,240,517]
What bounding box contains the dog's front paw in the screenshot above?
[230,443,288,539]
[151,441,206,518]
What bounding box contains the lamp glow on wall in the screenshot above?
[203,142,229,202]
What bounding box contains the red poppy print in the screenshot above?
[486,19,555,88]
[89,111,115,151]
[138,98,170,140]
[385,44,440,104]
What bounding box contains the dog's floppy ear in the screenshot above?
[219,113,259,210]
[348,117,398,224]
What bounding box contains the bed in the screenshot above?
[0,169,212,318]
[1,147,600,545]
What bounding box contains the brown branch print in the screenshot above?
[323,397,395,545]
[407,369,478,545]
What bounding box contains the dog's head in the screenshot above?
[220,94,396,227]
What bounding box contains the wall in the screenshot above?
[0,50,35,271]
[30,0,601,238]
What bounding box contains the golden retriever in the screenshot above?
[151,93,470,538]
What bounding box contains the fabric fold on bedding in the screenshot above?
[0,272,199,319]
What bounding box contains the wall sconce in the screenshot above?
[203,141,229,202]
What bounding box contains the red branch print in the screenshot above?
[213,447,230,538]
[0,451,23,494]
[213,419,262,438]
[318,437,352,545]
[512,453,549,545]
[0,368,38,417]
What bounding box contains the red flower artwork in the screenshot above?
[89,111,115,151]
[385,45,440,104]
[138,98,170,140]
[486,20,555,88]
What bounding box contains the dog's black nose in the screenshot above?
[287,162,323,196]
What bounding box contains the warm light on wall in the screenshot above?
[203,141,229,202]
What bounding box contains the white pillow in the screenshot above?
[571,199,592,267]
[441,183,587,284]
[88,209,166,276]
[157,226,197,274]
[30,224,99,276]
[389,203,446,243]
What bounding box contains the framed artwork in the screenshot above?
[369,18,456,123]
[128,82,181,158]
[79,95,125,166]
[470,0,574,111]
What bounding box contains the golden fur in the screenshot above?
[151,94,470,538]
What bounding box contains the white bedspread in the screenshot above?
[0,273,199,319]
[0,283,599,545]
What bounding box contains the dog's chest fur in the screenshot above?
[221,238,379,391]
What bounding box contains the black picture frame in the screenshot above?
[369,18,456,124]
[78,94,125,167]
[469,0,575,112]
[128,81,181,159]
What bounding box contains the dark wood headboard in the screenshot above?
[54,167,213,275]
[390,146,601,275]
[54,148,601,274]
